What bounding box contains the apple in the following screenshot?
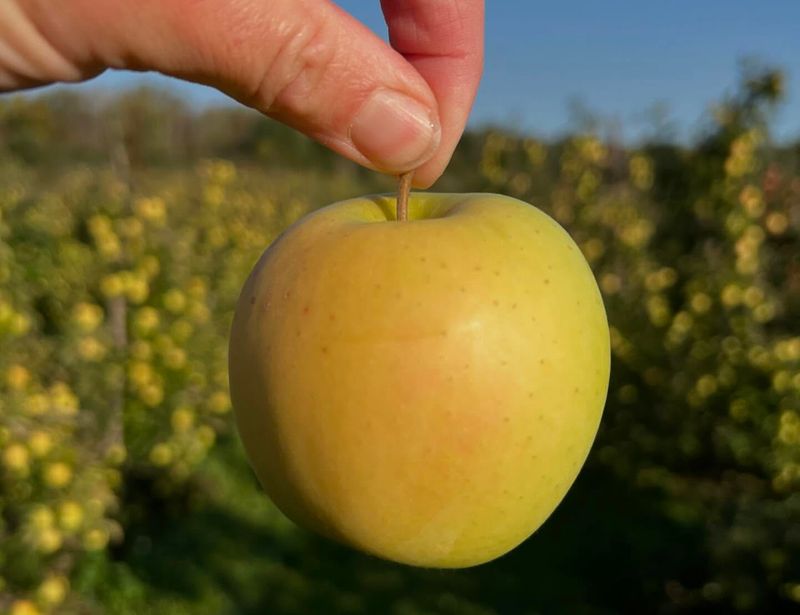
[228,192,610,568]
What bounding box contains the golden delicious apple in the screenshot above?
[229,192,609,568]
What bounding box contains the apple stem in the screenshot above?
[397,171,413,222]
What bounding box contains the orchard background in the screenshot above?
[1,67,799,614]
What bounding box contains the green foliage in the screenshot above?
[1,68,799,614]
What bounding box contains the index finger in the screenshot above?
[381,0,484,188]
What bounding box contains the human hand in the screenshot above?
[1,0,484,187]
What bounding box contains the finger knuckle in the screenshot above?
[255,20,339,118]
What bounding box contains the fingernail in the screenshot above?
[349,89,441,172]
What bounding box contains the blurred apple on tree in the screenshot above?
[229,189,609,568]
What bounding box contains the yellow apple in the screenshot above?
[228,192,610,568]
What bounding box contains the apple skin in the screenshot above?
[228,193,610,568]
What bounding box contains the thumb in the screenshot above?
[15,0,442,178]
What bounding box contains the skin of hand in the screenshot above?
[0,0,484,187]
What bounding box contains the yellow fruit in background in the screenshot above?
[25,394,49,416]
[149,443,173,467]
[134,196,167,225]
[229,193,610,568]
[6,364,31,390]
[28,506,55,529]
[49,382,79,416]
[100,273,125,298]
[43,462,73,488]
[59,500,85,532]
[37,575,69,606]
[28,431,53,457]
[35,527,62,553]
[208,391,231,414]
[133,307,160,335]
[72,302,104,332]
[164,289,187,314]
[139,383,164,407]
[78,337,107,361]
[171,407,195,433]
[3,443,30,473]
[196,426,216,448]
[10,599,41,615]
[83,527,110,551]
[106,443,127,465]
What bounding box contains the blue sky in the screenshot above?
[38,1,800,141]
